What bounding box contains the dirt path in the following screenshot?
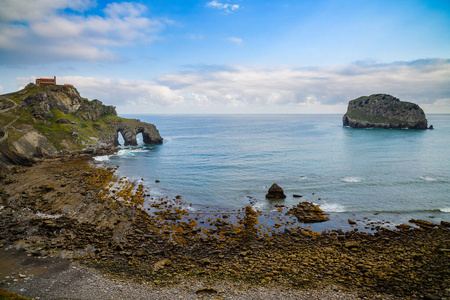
[0,96,19,143]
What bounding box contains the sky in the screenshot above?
[1,0,449,114]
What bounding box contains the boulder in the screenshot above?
[342,94,430,129]
[12,130,58,158]
[265,183,286,199]
[286,202,330,223]
[55,118,71,124]
[153,259,171,272]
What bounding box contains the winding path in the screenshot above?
[0,96,19,143]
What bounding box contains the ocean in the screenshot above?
[94,114,450,231]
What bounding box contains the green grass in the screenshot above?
[0,288,32,300]
[0,115,16,127]
[1,83,125,152]
[346,110,390,124]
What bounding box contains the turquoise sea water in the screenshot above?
[94,114,450,231]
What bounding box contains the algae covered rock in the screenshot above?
[286,202,330,223]
[343,94,431,129]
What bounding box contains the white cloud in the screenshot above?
[0,1,171,64]
[103,2,147,18]
[206,1,240,14]
[16,59,450,114]
[0,0,95,22]
[226,37,243,45]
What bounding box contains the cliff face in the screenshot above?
[0,83,162,167]
[343,94,429,129]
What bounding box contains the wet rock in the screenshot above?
[195,287,218,295]
[136,249,146,256]
[409,219,438,229]
[199,258,211,265]
[396,224,414,231]
[286,202,329,223]
[153,259,171,272]
[345,241,359,249]
[265,183,286,199]
[440,221,450,228]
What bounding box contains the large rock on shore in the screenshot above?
[287,202,330,223]
[343,94,430,129]
[265,183,286,199]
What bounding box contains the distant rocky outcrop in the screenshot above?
[0,83,163,168]
[343,94,431,129]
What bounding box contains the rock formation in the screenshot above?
[0,83,163,167]
[265,183,286,199]
[286,202,330,223]
[114,120,162,147]
[342,94,431,129]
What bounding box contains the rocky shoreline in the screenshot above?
[0,154,449,299]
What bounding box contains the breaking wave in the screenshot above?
[341,176,362,183]
[419,176,437,182]
[94,155,110,162]
[320,203,346,213]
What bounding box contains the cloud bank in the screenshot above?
[17,59,450,114]
[0,0,171,64]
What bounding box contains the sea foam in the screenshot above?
[117,148,148,156]
[94,155,110,162]
[320,203,346,212]
[420,176,437,182]
[341,176,362,183]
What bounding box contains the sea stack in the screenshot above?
[342,94,431,129]
[265,183,286,199]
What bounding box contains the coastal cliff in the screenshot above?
[343,94,430,129]
[0,83,162,168]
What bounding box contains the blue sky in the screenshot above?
[1,0,449,114]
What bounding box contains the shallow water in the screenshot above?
[94,114,450,231]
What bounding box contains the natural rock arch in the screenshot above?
[114,121,163,147]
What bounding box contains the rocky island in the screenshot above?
[343,94,432,129]
[0,83,162,169]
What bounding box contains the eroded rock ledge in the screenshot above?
[343,94,431,129]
